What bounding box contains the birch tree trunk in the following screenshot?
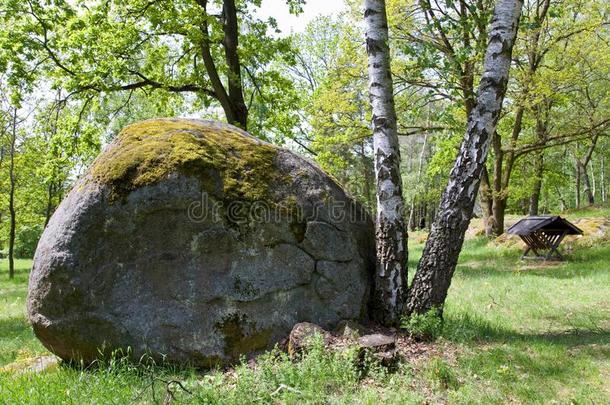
[8,108,17,279]
[364,0,408,325]
[406,0,523,316]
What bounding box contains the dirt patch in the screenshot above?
[1,355,58,374]
[514,261,565,271]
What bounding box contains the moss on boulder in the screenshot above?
[28,118,376,368]
[90,118,280,202]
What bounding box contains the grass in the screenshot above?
[1,232,609,404]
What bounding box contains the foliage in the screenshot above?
[14,225,43,259]
[401,309,443,341]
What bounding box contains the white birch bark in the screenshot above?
[406,0,523,316]
[364,0,408,325]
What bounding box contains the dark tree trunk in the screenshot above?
[406,0,522,316]
[601,155,606,203]
[8,108,17,279]
[491,131,505,234]
[44,182,55,228]
[364,0,408,325]
[528,153,544,215]
[575,162,581,209]
[574,134,599,206]
[196,0,248,129]
[221,0,248,128]
[479,168,495,235]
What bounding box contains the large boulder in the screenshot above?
[27,118,374,367]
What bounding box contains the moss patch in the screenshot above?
[215,314,272,361]
[90,119,280,203]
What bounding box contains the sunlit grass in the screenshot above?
[0,229,608,403]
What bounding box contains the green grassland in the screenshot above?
[1,215,609,404]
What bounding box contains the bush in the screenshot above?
[401,310,443,341]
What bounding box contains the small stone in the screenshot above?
[372,350,400,369]
[357,334,396,352]
[288,322,332,356]
[335,320,366,339]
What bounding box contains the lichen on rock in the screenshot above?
[28,118,375,368]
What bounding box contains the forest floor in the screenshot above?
[1,207,609,404]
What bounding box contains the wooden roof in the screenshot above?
[506,216,583,236]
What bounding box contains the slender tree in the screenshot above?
[406,0,523,316]
[8,107,17,279]
[364,0,408,325]
[575,134,600,206]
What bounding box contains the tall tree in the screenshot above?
[3,0,301,135]
[481,0,609,233]
[364,0,408,325]
[406,0,523,316]
[8,107,17,279]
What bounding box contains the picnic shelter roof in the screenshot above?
[506,216,583,236]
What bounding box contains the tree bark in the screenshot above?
[221,0,248,129]
[196,0,248,129]
[44,182,55,228]
[406,0,522,316]
[574,134,599,206]
[581,162,594,205]
[8,108,17,279]
[485,0,550,235]
[364,0,408,325]
[528,153,544,215]
[479,167,494,235]
[601,155,606,203]
[575,161,581,209]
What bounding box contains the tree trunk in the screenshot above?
[491,131,505,234]
[486,0,551,235]
[196,0,248,129]
[221,0,248,128]
[406,0,522,316]
[601,155,606,203]
[491,105,524,236]
[574,134,599,206]
[575,162,581,209]
[581,162,594,205]
[44,182,55,228]
[528,153,544,215]
[8,108,17,279]
[554,185,567,211]
[364,0,408,325]
[479,168,494,235]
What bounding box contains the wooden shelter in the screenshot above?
[506,216,583,260]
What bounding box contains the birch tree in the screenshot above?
[406,0,523,316]
[364,0,408,325]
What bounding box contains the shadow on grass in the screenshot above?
[453,243,610,280]
[444,313,610,401]
[444,312,610,353]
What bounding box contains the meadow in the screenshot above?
[1,212,609,404]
